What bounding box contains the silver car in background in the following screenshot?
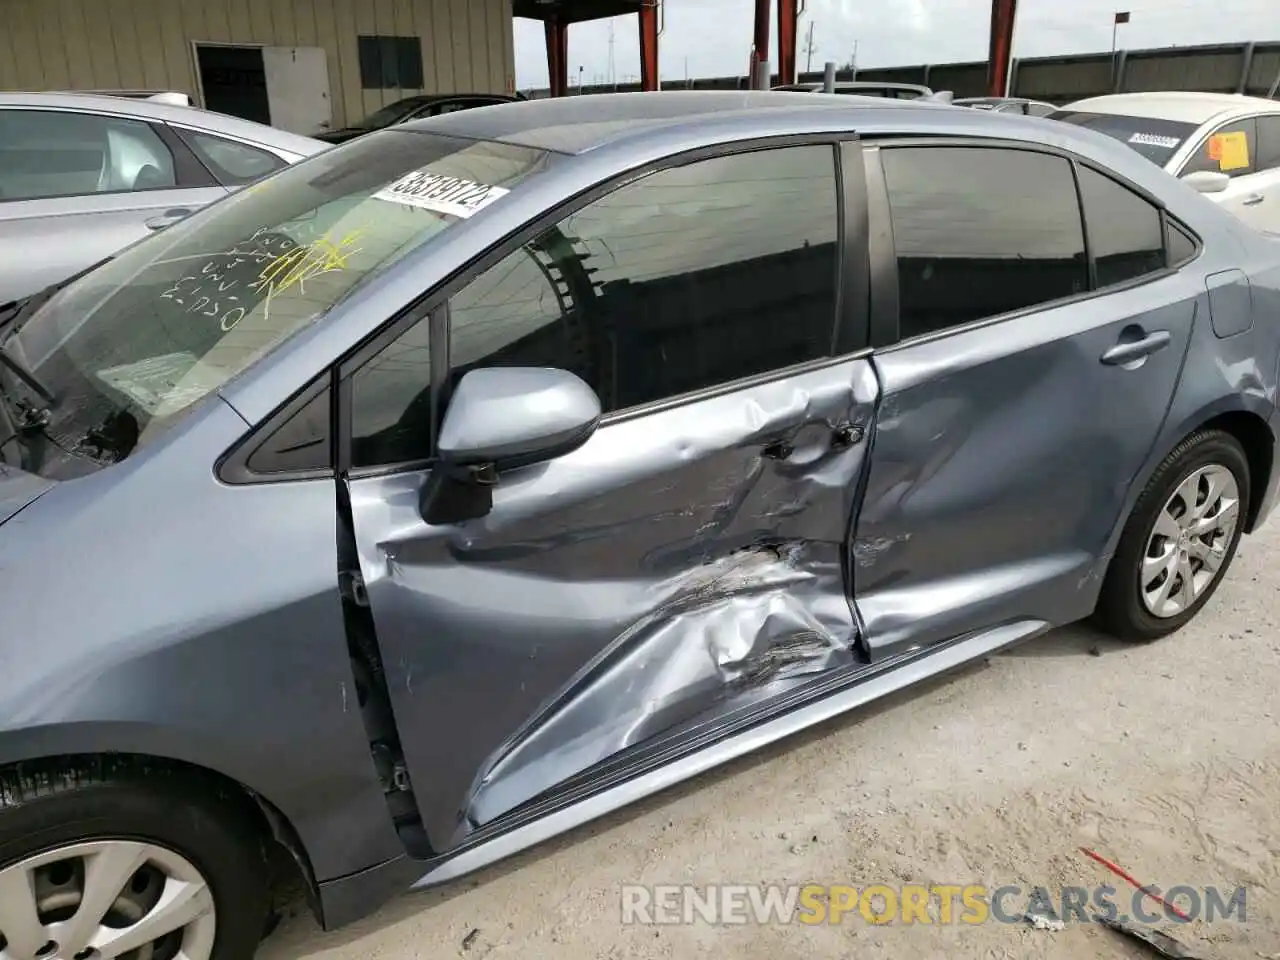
[0,91,327,305]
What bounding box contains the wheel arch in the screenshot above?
[0,748,323,926]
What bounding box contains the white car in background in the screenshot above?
[1050,92,1280,232]
[0,92,327,305]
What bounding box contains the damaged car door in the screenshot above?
[344,141,878,852]
[853,142,1197,659]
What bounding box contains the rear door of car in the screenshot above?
[0,107,227,303]
[342,137,877,852]
[852,138,1201,659]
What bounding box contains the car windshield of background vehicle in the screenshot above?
[1049,111,1199,167]
[358,98,429,130]
[1,130,552,477]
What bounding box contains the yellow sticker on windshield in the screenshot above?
[1208,131,1249,171]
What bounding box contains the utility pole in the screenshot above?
[607,21,616,86]
[804,20,816,74]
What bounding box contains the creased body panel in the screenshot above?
[347,358,879,851]
[855,280,1198,659]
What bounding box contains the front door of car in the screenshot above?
[0,108,226,302]
[852,141,1198,659]
[343,141,878,852]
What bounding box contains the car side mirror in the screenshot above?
[420,367,602,524]
[1181,170,1230,195]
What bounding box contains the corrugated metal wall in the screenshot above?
[0,0,515,128]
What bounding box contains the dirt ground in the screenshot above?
[261,517,1280,960]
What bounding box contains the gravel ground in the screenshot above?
[262,517,1280,960]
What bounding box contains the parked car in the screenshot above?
[773,80,934,99]
[1,90,1278,958]
[316,92,523,143]
[954,95,1058,116]
[1051,92,1280,232]
[0,91,327,306]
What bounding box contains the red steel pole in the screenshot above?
[777,0,798,85]
[986,0,1018,96]
[639,2,659,91]
[752,0,770,88]
[545,17,569,97]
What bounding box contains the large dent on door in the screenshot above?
[454,363,879,837]
[465,540,857,827]
[352,359,880,850]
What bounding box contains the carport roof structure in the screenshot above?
[523,0,1019,100]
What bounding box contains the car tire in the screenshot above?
[1094,428,1249,641]
[0,759,269,960]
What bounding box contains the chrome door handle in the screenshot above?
[145,208,192,231]
[1101,330,1171,366]
[1242,194,1265,206]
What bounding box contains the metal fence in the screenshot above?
[523,39,1280,104]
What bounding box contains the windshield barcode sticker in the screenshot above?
[372,172,510,218]
[1128,132,1181,149]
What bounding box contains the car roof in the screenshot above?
[410,89,937,154]
[1062,91,1280,125]
[0,90,327,155]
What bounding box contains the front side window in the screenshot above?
[1,130,552,478]
[0,109,176,200]
[1076,165,1166,287]
[350,144,841,467]
[1180,117,1257,178]
[881,146,1087,341]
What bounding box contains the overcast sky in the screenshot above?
[512,0,1278,89]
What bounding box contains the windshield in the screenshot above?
[1050,110,1198,168]
[357,99,430,130]
[0,129,552,477]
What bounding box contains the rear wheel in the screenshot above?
[0,763,269,960]
[1094,429,1249,641]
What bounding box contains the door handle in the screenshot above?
[1242,194,1265,206]
[145,208,192,231]
[1101,329,1171,366]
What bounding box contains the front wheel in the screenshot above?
[0,763,270,960]
[1094,429,1249,641]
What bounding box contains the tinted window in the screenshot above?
[1181,117,1257,178]
[1051,111,1197,168]
[357,35,425,89]
[881,147,1087,340]
[1167,221,1198,267]
[1256,115,1280,173]
[350,146,840,467]
[181,130,285,185]
[1076,165,1165,287]
[0,109,176,200]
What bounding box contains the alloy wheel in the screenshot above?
[0,840,216,960]
[1140,463,1240,619]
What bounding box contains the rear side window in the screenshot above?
[179,129,286,185]
[0,109,176,200]
[880,146,1087,340]
[1181,117,1258,179]
[1076,165,1165,287]
[1167,221,1198,267]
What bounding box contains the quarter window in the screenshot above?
[1181,117,1257,178]
[1076,165,1165,287]
[180,130,285,185]
[880,146,1087,340]
[0,109,177,200]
